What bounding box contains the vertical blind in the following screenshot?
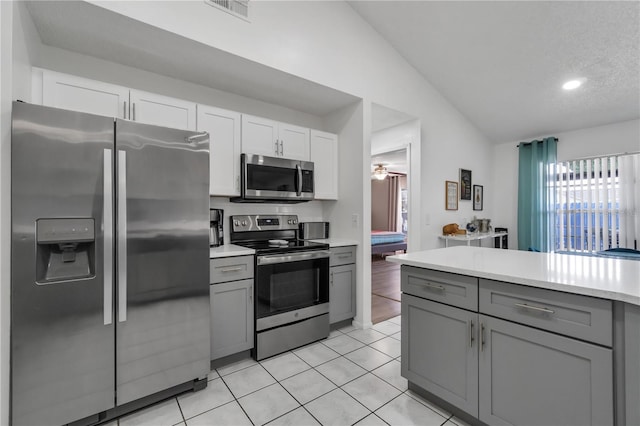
[553,153,639,252]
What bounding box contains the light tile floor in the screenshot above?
[115,316,469,426]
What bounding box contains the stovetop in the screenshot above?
[233,239,329,255]
[229,214,329,254]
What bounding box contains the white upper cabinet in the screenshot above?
[42,70,129,119]
[279,123,310,161]
[241,115,279,157]
[310,130,338,200]
[241,114,309,161]
[39,70,196,131]
[197,105,241,196]
[129,90,196,131]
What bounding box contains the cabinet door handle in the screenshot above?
[249,287,252,303]
[480,322,486,351]
[337,254,351,259]
[469,320,474,347]
[132,102,136,121]
[280,140,284,156]
[422,282,445,292]
[123,101,127,119]
[275,140,279,156]
[514,303,555,315]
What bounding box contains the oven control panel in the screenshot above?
[231,215,299,232]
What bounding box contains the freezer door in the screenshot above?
[115,119,210,404]
[10,102,116,425]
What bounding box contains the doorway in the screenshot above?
[370,103,418,324]
[370,149,407,323]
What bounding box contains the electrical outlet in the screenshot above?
[351,214,359,227]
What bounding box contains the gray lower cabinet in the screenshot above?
[624,303,640,426]
[479,314,613,426]
[210,256,254,360]
[402,294,478,416]
[401,266,615,426]
[330,246,356,324]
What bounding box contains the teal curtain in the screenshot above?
[517,137,558,252]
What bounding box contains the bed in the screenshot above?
[371,230,407,256]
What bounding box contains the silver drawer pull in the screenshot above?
[422,282,445,292]
[337,254,351,259]
[219,266,245,273]
[515,303,555,315]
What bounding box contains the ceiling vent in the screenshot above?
[204,0,250,20]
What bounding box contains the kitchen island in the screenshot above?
[387,246,640,426]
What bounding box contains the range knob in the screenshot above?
[241,220,247,226]
[234,220,240,226]
[293,219,298,224]
[287,219,293,225]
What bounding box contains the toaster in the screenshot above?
[299,222,329,239]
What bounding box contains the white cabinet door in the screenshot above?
[310,130,338,199]
[42,70,128,118]
[129,90,196,131]
[242,115,310,160]
[197,105,241,196]
[241,114,279,157]
[279,123,310,161]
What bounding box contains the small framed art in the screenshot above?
[446,181,458,210]
[473,184,483,211]
[460,168,472,200]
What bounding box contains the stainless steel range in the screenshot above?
[230,214,330,360]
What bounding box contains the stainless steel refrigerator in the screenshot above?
[11,101,211,426]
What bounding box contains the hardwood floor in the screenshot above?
[371,255,401,324]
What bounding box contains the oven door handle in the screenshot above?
[257,250,331,265]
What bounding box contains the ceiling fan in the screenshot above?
[371,164,388,180]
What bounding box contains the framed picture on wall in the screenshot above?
[446,181,458,210]
[473,185,483,211]
[460,169,472,200]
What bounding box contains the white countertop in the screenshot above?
[309,238,359,248]
[209,244,255,259]
[387,246,640,306]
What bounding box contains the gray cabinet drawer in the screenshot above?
[330,246,356,266]
[479,279,613,347]
[210,255,254,284]
[401,266,478,311]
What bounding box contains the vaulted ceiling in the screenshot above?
[350,1,640,144]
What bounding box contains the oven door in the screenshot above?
[255,250,329,330]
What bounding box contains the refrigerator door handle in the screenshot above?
[117,150,128,322]
[103,149,113,325]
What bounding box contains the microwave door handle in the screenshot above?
[296,164,302,196]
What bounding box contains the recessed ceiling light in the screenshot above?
[562,79,583,90]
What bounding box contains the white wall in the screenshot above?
[90,0,493,251]
[324,101,370,327]
[492,119,640,250]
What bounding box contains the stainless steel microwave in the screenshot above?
[232,154,314,203]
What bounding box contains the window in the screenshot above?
[553,153,639,253]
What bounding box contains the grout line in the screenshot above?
[174,396,187,424]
